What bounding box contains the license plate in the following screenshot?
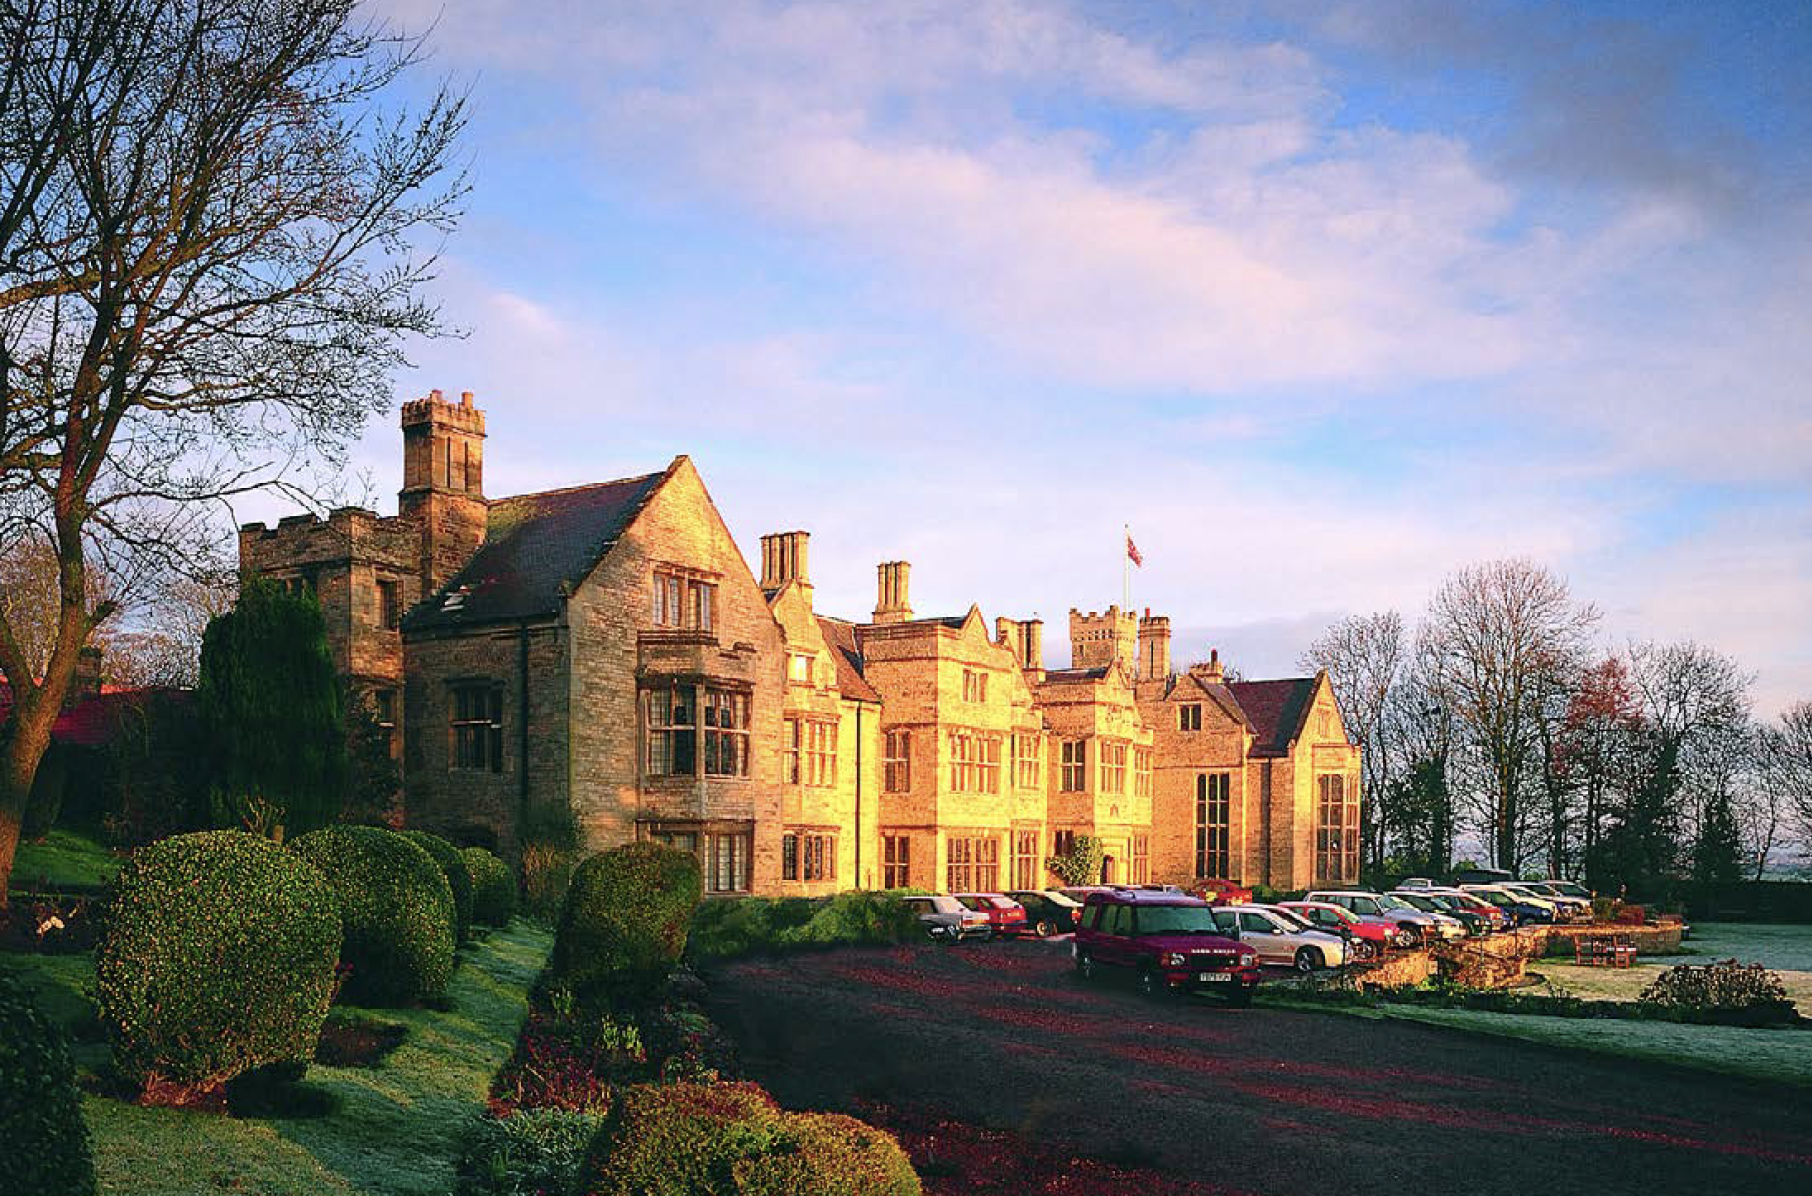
[1198,972,1232,983]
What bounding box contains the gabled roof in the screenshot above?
[1226,677,1318,757]
[403,469,668,633]
[815,617,883,704]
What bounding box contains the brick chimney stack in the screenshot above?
[1138,609,1171,680]
[759,530,811,590]
[63,645,103,708]
[873,561,913,624]
[1192,647,1225,685]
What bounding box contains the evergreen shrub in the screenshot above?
[290,825,455,1005]
[95,830,341,1094]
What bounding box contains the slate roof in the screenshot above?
[1226,677,1317,757]
[815,618,883,704]
[403,471,668,633]
[1038,666,1111,684]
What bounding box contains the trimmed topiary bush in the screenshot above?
[401,830,474,942]
[291,825,456,1006]
[464,846,517,928]
[737,1111,923,1196]
[0,974,97,1196]
[553,842,702,1004]
[577,1082,919,1196]
[95,829,342,1097]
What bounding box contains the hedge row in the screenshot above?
[90,827,516,1100]
[687,890,922,965]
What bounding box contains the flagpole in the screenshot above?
[1122,522,1130,612]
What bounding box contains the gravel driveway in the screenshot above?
[704,939,1812,1196]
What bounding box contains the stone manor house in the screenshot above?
[240,391,1361,896]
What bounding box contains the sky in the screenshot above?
[257,0,1812,713]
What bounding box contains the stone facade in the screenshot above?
[241,391,1361,895]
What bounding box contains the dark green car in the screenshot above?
[1005,889,1084,937]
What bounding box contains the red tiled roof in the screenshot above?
[403,470,668,632]
[816,618,883,704]
[0,683,190,748]
[1226,677,1317,757]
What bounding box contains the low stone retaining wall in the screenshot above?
[1348,948,1437,990]
[1543,923,1685,958]
[1432,930,1544,988]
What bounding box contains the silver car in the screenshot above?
[901,894,990,941]
[1305,889,1459,943]
[1505,881,1592,922]
[1211,904,1349,971]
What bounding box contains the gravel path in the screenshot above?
[705,939,1812,1196]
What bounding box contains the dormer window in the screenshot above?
[962,669,988,702]
[788,652,814,684]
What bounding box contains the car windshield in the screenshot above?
[1395,894,1436,911]
[1471,890,1511,907]
[1133,906,1224,936]
[1270,908,1316,931]
[1310,904,1357,924]
[1376,895,1416,912]
[1550,882,1590,898]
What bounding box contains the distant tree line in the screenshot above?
[1301,558,1812,897]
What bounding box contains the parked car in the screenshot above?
[1211,904,1350,971]
[1058,885,1123,906]
[1451,866,1515,885]
[1073,889,1260,1003]
[1504,881,1591,922]
[1277,900,1391,959]
[1191,878,1254,906]
[1397,877,1438,890]
[952,893,1030,938]
[1460,884,1554,926]
[1421,887,1512,932]
[1544,879,1594,901]
[901,894,990,942]
[1303,890,1455,944]
[1006,889,1085,937]
[1390,890,1490,935]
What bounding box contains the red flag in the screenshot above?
[1126,533,1143,567]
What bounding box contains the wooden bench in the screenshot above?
[1574,933,1638,968]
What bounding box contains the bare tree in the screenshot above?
[106,568,237,688]
[1299,610,1406,866]
[1762,701,1812,866]
[1553,655,1642,887]
[0,0,466,896]
[1420,559,1599,872]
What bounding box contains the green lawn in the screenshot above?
[1373,1004,1812,1088]
[1539,922,1812,1009]
[10,828,122,889]
[0,921,551,1196]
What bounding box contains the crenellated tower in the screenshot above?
[398,389,488,595]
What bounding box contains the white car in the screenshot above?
[1211,904,1349,971]
[1462,883,1558,924]
[1504,881,1592,922]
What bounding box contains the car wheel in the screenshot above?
[1294,947,1322,973]
[1034,919,1054,938]
[1075,951,1096,981]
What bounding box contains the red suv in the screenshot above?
[1074,890,1261,1004]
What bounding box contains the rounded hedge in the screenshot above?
[552,842,701,1003]
[95,830,342,1094]
[290,826,456,1006]
[400,830,474,942]
[578,1082,919,1196]
[463,846,517,928]
[0,975,97,1196]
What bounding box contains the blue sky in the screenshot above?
[269,0,1811,711]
